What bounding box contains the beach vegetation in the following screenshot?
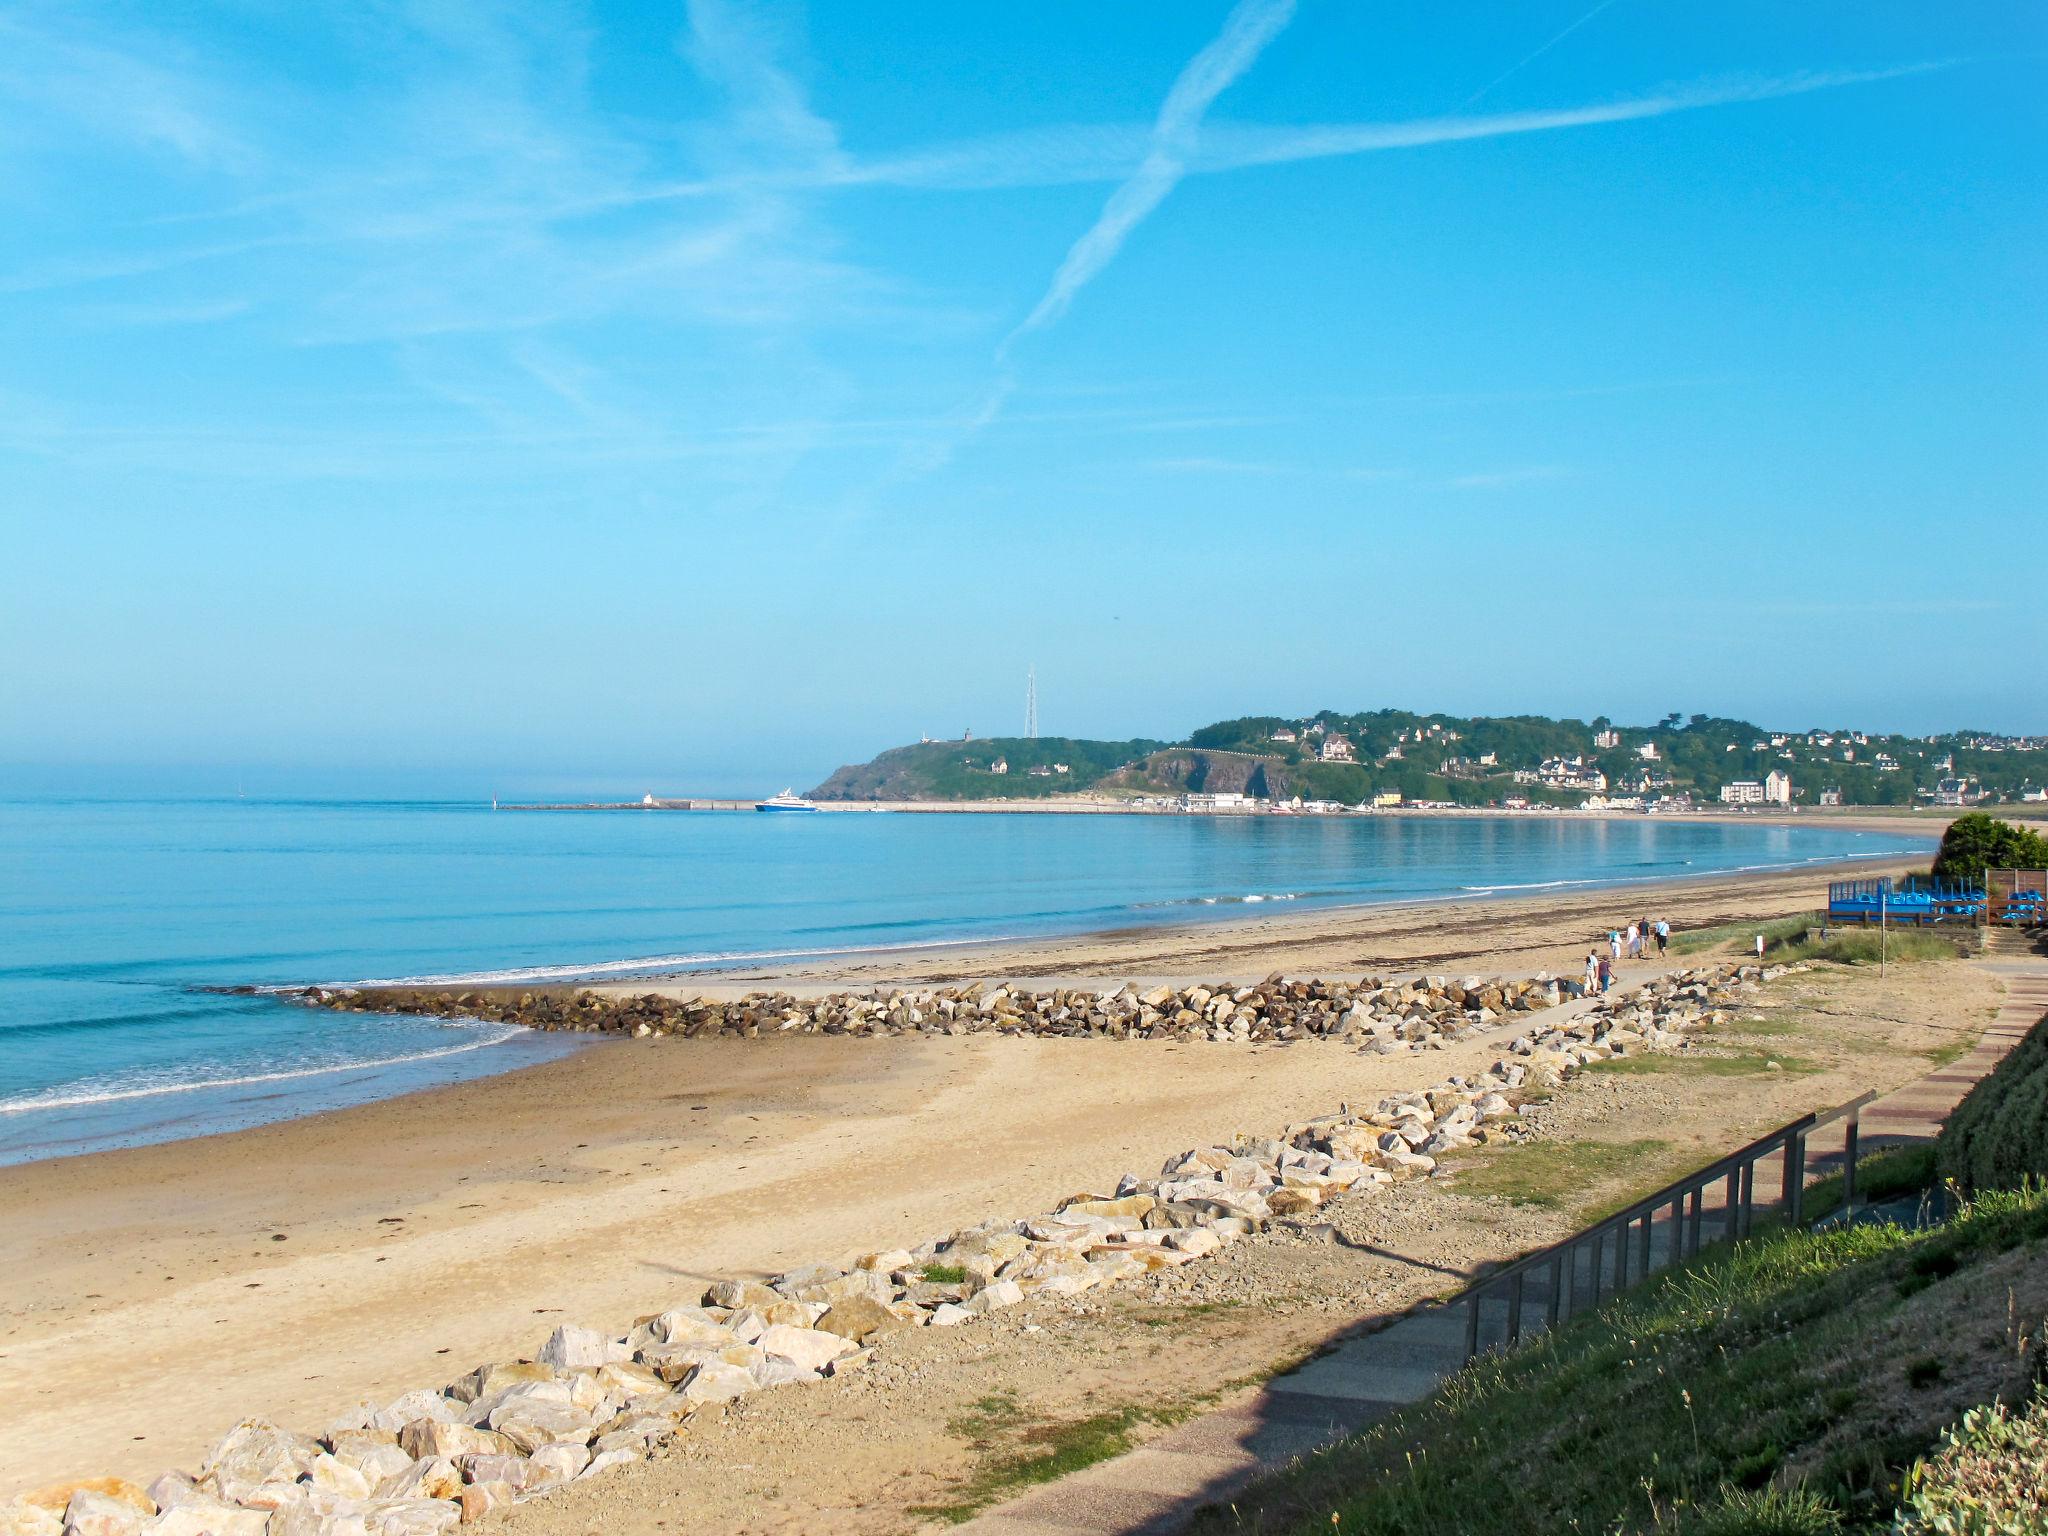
[1938,1009,2048,1196]
[1930,812,2048,882]
[1672,914,1818,957]
[1447,1136,1675,1213]
[1772,930,1961,966]
[1185,1183,2048,1536]
[910,1390,1206,1524]
[1800,1144,1939,1219]
[920,1262,969,1285]
[1584,1048,1819,1079]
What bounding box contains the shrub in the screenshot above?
[1938,1011,2048,1194]
[1894,1393,2048,1534]
[1930,813,2048,883]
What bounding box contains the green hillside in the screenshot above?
[808,709,2047,807]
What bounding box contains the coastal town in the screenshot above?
[802,709,2048,817]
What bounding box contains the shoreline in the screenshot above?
[3,848,1930,1169]
[0,853,1983,1503]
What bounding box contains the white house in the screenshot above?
[1764,770,1793,805]
[1720,780,1766,805]
[1270,727,1297,743]
[1320,734,1356,763]
[1820,787,1844,807]
[1636,742,1660,761]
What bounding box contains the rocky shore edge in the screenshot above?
[6,962,1778,1536]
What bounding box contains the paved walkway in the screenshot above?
[955,951,2048,1536]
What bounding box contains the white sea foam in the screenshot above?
[0,1025,526,1116]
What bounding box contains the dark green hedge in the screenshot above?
[1939,1008,2048,1194]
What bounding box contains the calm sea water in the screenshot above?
[0,797,1930,1164]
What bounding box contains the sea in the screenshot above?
[0,797,1933,1166]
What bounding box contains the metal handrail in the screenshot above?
[1456,1089,1877,1362]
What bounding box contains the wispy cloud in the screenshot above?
[1001,0,1297,356]
[0,11,253,167]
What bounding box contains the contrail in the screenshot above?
[1000,0,1296,358]
[1459,0,1626,110]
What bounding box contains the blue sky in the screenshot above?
[3,1,2042,795]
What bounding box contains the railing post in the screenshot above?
[1687,1186,1703,1257]
[1784,1131,1806,1226]
[1638,1206,1654,1275]
[1548,1248,1566,1327]
[1507,1271,1524,1344]
[1613,1221,1628,1291]
[1738,1158,1755,1237]
[1725,1169,1740,1238]
[1464,1291,1480,1362]
[1842,1110,1860,1215]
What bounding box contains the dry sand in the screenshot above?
[0,854,1930,1500]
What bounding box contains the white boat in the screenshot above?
[756,789,819,813]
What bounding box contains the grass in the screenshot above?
[1924,1036,1973,1070]
[1801,1144,1940,1218]
[1771,930,1961,966]
[1584,1048,1820,1079]
[1666,914,1961,968]
[908,1391,1207,1524]
[920,1263,969,1285]
[1671,912,1819,957]
[1449,1137,1673,1212]
[1189,1182,2048,1536]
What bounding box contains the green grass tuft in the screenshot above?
[920,1263,969,1285]
[910,1394,1200,1524]
[1448,1137,1673,1212]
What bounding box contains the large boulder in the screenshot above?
[57,1491,147,1536]
[676,1359,757,1405]
[754,1324,857,1373]
[536,1325,627,1370]
[397,1420,513,1462]
[815,1295,908,1344]
[201,1420,322,1505]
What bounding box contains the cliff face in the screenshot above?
[809,744,943,801]
[1106,749,1292,800]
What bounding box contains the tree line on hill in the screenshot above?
[808,709,2047,807]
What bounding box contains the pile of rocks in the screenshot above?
[6,964,1774,1536]
[294,972,1564,1050]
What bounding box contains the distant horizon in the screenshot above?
[5,697,2041,804]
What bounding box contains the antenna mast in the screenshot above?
[1026,666,1038,739]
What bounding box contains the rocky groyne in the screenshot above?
[5,964,1775,1536]
[290,971,1564,1051]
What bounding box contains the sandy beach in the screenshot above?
[0,850,1934,1500]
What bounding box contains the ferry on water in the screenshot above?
[756,789,820,812]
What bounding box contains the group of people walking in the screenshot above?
[1583,914,1670,994]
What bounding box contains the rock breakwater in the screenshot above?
[6,964,1780,1535]
[292,971,1564,1050]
